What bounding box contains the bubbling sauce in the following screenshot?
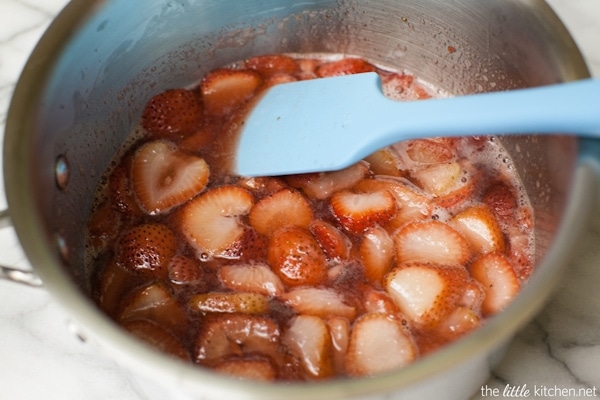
[86,54,534,381]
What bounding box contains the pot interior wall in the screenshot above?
[29,0,582,292]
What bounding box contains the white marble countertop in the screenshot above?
[0,1,599,399]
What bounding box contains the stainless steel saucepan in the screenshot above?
[2,1,597,399]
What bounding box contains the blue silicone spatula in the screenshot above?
[234,72,600,177]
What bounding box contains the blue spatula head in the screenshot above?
[234,73,389,177]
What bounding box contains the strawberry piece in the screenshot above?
[385,262,471,328]
[249,188,313,236]
[194,314,281,366]
[405,138,457,164]
[190,292,270,314]
[200,68,262,115]
[354,177,432,230]
[436,306,480,340]
[362,289,402,316]
[394,220,471,266]
[168,255,204,285]
[116,223,177,279]
[282,315,334,380]
[181,185,255,259]
[245,54,299,76]
[481,181,518,223]
[345,313,416,377]
[131,140,210,214]
[213,358,277,381]
[119,282,189,336]
[469,252,520,316]
[285,161,369,200]
[123,319,191,361]
[360,225,395,283]
[330,189,397,234]
[364,148,402,176]
[219,263,285,296]
[315,58,376,77]
[280,287,356,320]
[411,159,477,209]
[267,226,327,287]
[108,159,144,216]
[96,259,137,317]
[87,200,122,256]
[327,317,349,375]
[141,88,203,139]
[451,204,505,255]
[237,176,287,197]
[309,220,351,261]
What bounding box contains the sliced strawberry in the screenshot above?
[309,220,351,261]
[116,223,177,279]
[285,161,369,200]
[168,255,204,285]
[280,287,356,320]
[379,72,415,99]
[200,68,262,115]
[213,358,277,381]
[404,138,457,164]
[219,263,285,296]
[282,315,334,380]
[394,220,471,266]
[178,123,216,153]
[345,313,416,377]
[236,176,287,197]
[385,262,471,328]
[362,289,401,316]
[123,319,190,361]
[326,317,349,375]
[264,73,297,88]
[411,159,477,209]
[354,177,432,230]
[108,159,144,216]
[96,259,137,317]
[181,185,255,259]
[249,188,313,236]
[141,88,203,139]
[119,282,189,336]
[469,252,520,316]
[87,200,122,256]
[330,189,397,234]
[451,204,505,255]
[360,225,395,283]
[481,181,518,223]
[194,314,281,366]
[190,292,270,314]
[436,306,480,340]
[315,58,376,77]
[267,226,327,287]
[245,54,299,76]
[363,148,402,177]
[131,140,210,214]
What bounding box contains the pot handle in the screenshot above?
[0,209,43,287]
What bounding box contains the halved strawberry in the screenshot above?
[436,306,480,340]
[245,54,299,76]
[87,200,122,256]
[451,204,505,255]
[385,262,471,328]
[469,252,520,316]
[411,159,477,209]
[285,161,369,200]
[330,189,397,234]
[362,289,401,316]
[481,180,518,224]
[123,319,191,361]
[249,188,313,236]
[168,255,204,285]
[190,292,270,314]
[200,68,262,115]
[394,220,471,266]
[360,225,395,283]
[309,220,351,261]
[404,138,457,164]
[354,177,432,230]
[107,159,144,216]
[363,148,402,176]
[213,358,277,381]
[180,185,255,259]
[194,314,281,366]
[327,317,349,375]
[280,287,356,320]
[219,263,285,296]
[345,313,416,377]
[96,259,137,317]
[282,315,334,380]
[119,282,189,336]
[116,223,177,279]
[131,140,210,214]
[141,88,203,139]
[236,176,287,197]
[315,58,376,77]
[267,226,327,287]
